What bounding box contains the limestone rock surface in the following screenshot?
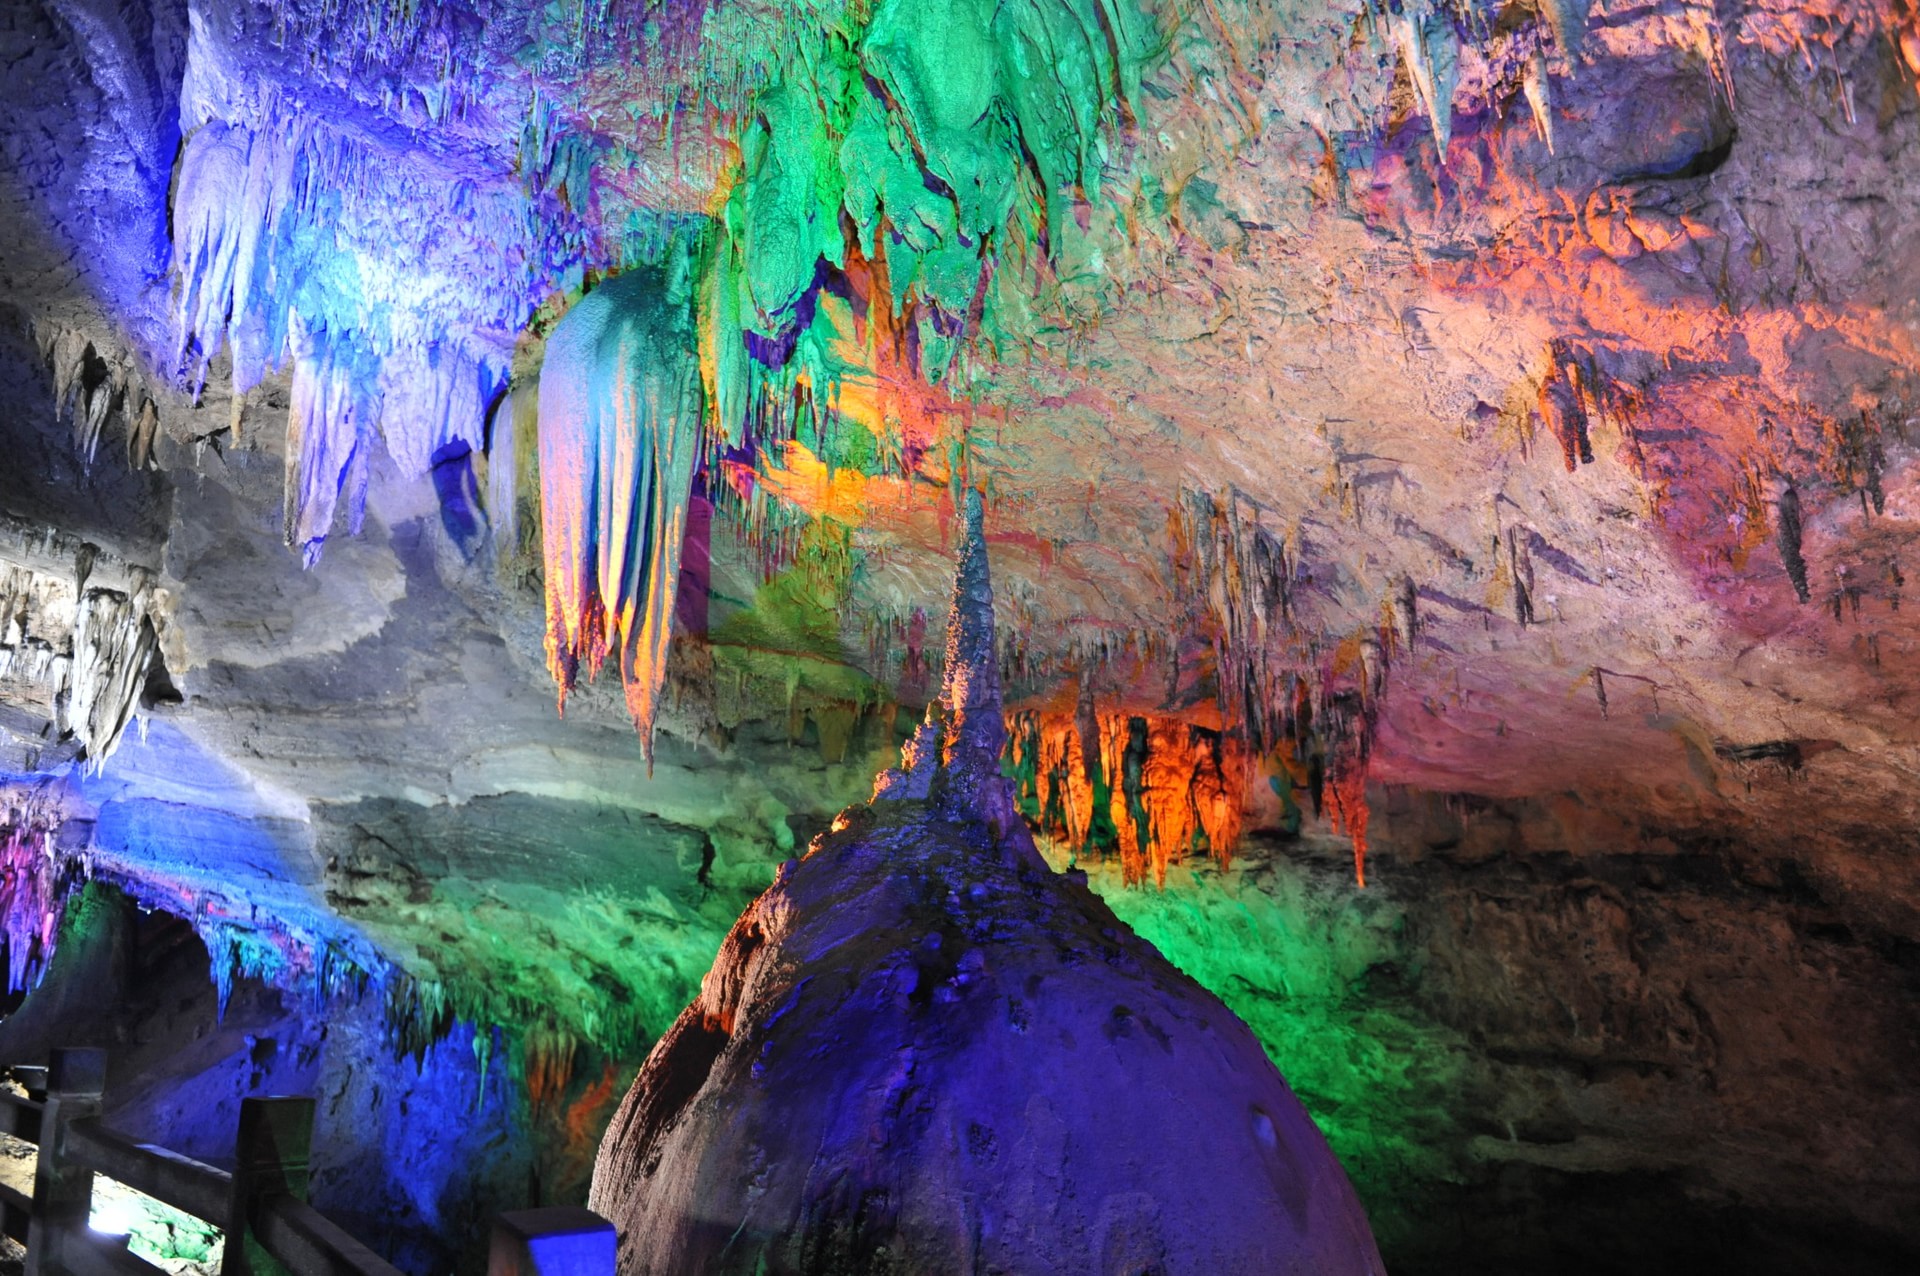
[591,497,1384,1275]
[591,798,1384,1276]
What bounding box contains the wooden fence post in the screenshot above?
[25,1047,107,1276]
[487,1206,616,1276]
[223,1096,314,1276]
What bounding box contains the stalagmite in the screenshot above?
[934,488,1006,804]
[590,490,1386,1274]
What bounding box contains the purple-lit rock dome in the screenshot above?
[590,494,1385,1275]
[590,802,1385,1276]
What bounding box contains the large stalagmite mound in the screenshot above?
[589,491,1385,1275]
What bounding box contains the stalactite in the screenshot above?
[1540,0,1594,60]
[1169,488,1386,885]
[488,370,538,570]
[1824,410,1888,518]
[1004,711,1044,824]
[1326,765,1370,889]
[1507,527,1537,626]
[67,582,162,769]
[1120,716,1152,874]
[127,397,159,471]
[1391,574,1420,653]
[1173,489,1293,752]
[160,0,1176,776]
[1074,673,1118,855]
[1774,479,1812,603]
[169,100,544,563]
[0,519,167,769]
[693,0,1158,451]
[538,258,705,763]
[283,317,374,567]
[31,324,163,475]
[0,789,73,995]
[1001,707,1252,887]
[1522,50,1557,153]
[525,1028,580,1113]
[1539,338,1597,472]
[1384,1,1460,156]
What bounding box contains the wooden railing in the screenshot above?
[0,1049,616,1276]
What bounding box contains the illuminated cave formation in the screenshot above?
[2,0,1919,1274]
[536,257,703,757]
[590,492,1385,1274]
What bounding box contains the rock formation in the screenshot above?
[1,1,1919,1272]
[589,491,1385,1276]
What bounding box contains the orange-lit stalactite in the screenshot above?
[1009,709,1251,888]
[1326,766,1370,889]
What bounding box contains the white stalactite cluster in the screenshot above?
[0,518,167,771]
[169,0,594,565]
[169,105,534,563]
[1363,0,1593,161]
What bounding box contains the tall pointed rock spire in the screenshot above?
[938,487,1005,790]
[870,486,1031,859]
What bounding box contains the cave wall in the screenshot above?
[0,0,1917,1272]
[1091,825,1920,1274]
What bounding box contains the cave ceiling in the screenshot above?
[2,0,1919,1053]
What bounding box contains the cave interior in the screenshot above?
[1,0,1918,1273]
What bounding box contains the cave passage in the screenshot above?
[2,0,1918,1273]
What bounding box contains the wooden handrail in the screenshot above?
[1,1048,616,1275]
[26,1047,105,1276]
[63,1234,159,1276]
[252,1196,406,1276]
[0,1178,32,1243]
[64,1119,232,1225]
[0,1092,44,1143]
